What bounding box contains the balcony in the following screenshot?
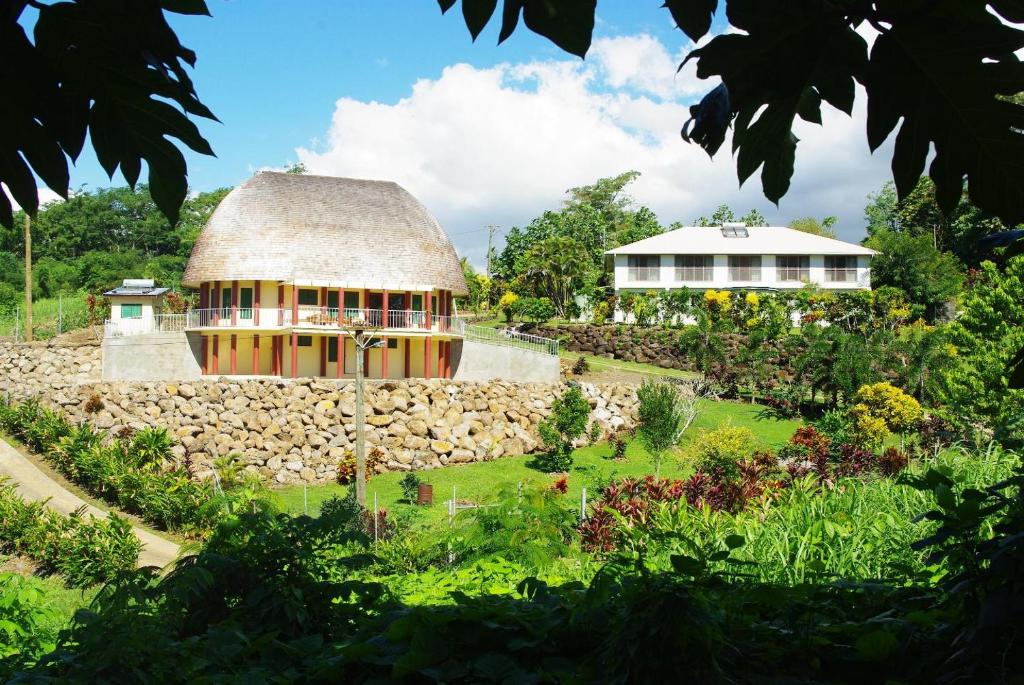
[104,308,461,338]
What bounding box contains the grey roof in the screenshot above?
[182,172,468,295]
[103,286,169,297]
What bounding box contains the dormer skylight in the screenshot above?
[720,223,749,238]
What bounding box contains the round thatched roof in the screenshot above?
[182,172,468,295]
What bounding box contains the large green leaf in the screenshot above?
[440,0,595,57]
[866,4,1024,222]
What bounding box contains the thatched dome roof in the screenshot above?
[182,172,468,295]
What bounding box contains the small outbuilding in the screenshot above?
[103,279,169,337]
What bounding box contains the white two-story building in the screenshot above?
[606,223,875,319]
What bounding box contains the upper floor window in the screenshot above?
[728,255,761,282]
[675,255,713,281]
[121,303,142,319]
[825,256,858,282]
[298,288,318,306]
[776,255,809,282]
[627,255,660,282]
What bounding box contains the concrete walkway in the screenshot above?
[0,437,181,569]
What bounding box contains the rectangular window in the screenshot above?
[121,303,142,319]
[327,291,339,310]
[825,256,858,282]
[674,255,713,281]
[298,289,318,306]
[328,338,339,362]
[728,255,762,282]
[412,293,423,311]
[627,255,660,282]
[343,291,360,309]
[221,287,231,314]
[239,287,253,319]
[775,255,809,282]
[296,335,313,347]
[387,338,398,349]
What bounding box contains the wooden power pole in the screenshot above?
[23,214,32,342]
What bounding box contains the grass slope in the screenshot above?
[276,399,801,521]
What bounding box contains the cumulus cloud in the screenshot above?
[2,184,65,213]
[297,33,893,266]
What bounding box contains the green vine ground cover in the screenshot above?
[276,399,801,518]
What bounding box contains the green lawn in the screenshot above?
[275,399,802,521]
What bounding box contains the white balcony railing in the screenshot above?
[453,320,560,356]
[104,313,187,338]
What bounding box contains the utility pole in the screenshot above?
[350,327,382,506]
[486,224,498,278]
[23,214,32,342]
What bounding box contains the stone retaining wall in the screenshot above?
[1,340,638,485]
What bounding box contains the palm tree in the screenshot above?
[522,236,588,318]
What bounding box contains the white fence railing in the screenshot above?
[456,321,560,356]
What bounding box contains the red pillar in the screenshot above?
[231,280,239,326]
[199,283,209,310]
[277,284,285,325]
[381,337,389,378]
[320,286,327,323]
[290,332,298,378]
[252,334,260,375]
[383,289,389,329]
[337,287,344,325]
[336,334,344,378]
[403,338,410,378]
[437,340,444,378]
[254,280,261,325]
[424,336,432,380]
[319,336,327,377]
[230,334,237,375]
[212,335,219,375]
[425,290,432,330]
[201,335,208,374]
[272,335,281,375]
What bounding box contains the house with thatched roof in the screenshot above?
[101,171,559,383]
[174,171,469,379]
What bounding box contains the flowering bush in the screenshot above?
[852,382,923,435]
[498,291,519,322]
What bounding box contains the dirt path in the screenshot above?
[0,437,181,569]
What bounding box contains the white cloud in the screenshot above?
[2,184,64,213]
[297,33,893,267]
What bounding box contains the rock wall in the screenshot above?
[1,341,638,485]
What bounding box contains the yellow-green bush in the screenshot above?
[680,421,756,477]
[852,382,923,435]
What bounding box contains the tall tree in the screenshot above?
[694,205,767,226]
[865,228,964,320]
[522,236,589,317]
[789,216,837,239]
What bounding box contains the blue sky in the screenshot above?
[49,2,891,265]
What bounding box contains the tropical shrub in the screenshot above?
[518,296,555,323]
[399,472,422,503]
[498,291,519,322]
[679,422,755,478]
[0,398,215,535]
[852,382,924,435]
[0,480,140,587]
[535,386,589,472]
[336,446,386,485]
[591,299,610,324]
[636,380,685,477]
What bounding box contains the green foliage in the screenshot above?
[535,386,590,472]
[637,380,685,476]
[693,204,767,227]
[521,236,588,317]
[681,422,756,478]
[866,227,964,319]
[789,215,837,238]
[852,382,924,436]
[941,257,1024,443]
[399,473,422,503]
[516,296,555,323]
[0,399,216,536]
[2,2,216,225]
[0,480,140,587]
[0,573,60,679]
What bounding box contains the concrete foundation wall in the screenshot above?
[102,332,203,381]
[451,339,560,382]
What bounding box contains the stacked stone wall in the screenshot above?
[1,341,637,484]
